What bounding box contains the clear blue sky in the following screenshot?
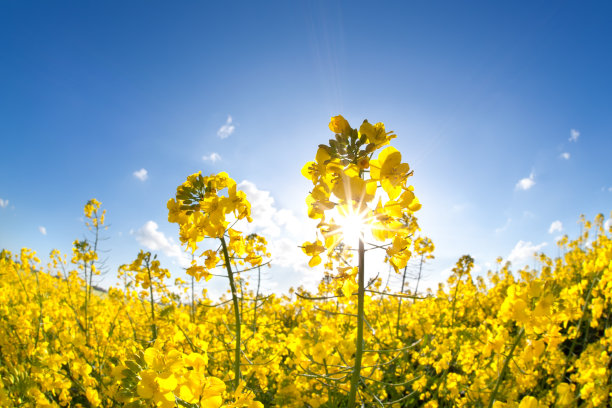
[1,1,611,296]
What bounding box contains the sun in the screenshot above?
[335,207,369,245]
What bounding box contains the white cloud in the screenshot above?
[268,237,309,272]
[440,265,455,281]
[569,129,580,142]
[604,218,612,232]
[237,180,310,276]
[495,218,511,234]
[560,152,570,160]
[39,226,47,235]
[238,180,306,239]
[202,152,221,163]
[133,168,148,181]
[135,221,190,268]
[508,240,547,265]
[0,198,8,208]
[217,115,235,139]
[548,220,563,234]
[515,172,535,191]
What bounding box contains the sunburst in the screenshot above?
[334,205,371,246]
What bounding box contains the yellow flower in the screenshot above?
[359,120,394,146]
[302,240,325,267]
[186,264,211,282]
[85,388,101,407]
[329,115,352,135]
[306,188,335,219]
[518,395,541,408]
[556,383,574,406]
[370,146,411,200]
[202,249,220,269]
[137,369,157,399]
[331,169,376,205]
[302,146,333,184]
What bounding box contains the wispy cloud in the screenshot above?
[560,152,570,160]
[217,115,235,139]
[548,220,563,234]
[569,128,580,142]
[495,218,511,234]
[0,198,8,208]
[202,152,221,163]
[515,172,535,191]
[508,240,547,265]
[451,203,467,213]
[39,226,47,235]
[133,168,148,181]
[605,219,612,232]
[523,210,536,219]
[135,221,190,268]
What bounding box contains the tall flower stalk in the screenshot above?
[71,199,106,346]
[122,250,171,343]
[167,172,269,391]
[302,115,425,406]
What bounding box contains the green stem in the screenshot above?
[221,236,241,390]
[83,259,89,345]
[253,266,261,334]
[34,269,43,348]
[487,327,525,408]
[191,274,195,323]
[450,276,461,327]
[146,259,157,342]
[413,254,424,304]
[396,264,408,335]
[348,234,365,407]
[561,271,601,381]
[86,214,100,346]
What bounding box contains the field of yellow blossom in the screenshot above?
[1,116,610,407]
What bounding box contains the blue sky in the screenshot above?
[1,1,611,297]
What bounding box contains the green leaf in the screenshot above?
[160,305,175,319]
[125,360,141,373]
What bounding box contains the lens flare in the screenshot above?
[336,208,368,245]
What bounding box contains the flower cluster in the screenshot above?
[117,345,260,408]
[167,172,252,248]
[302,115,424,272]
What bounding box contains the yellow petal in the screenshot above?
[341,279,353,297]
[378,146,400,166]
[301,161,316,180]
[308,255,321,267]
[315,146,331,164]
[329,115,351,134]
[143,348,159,367]
[157,373,178,392]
